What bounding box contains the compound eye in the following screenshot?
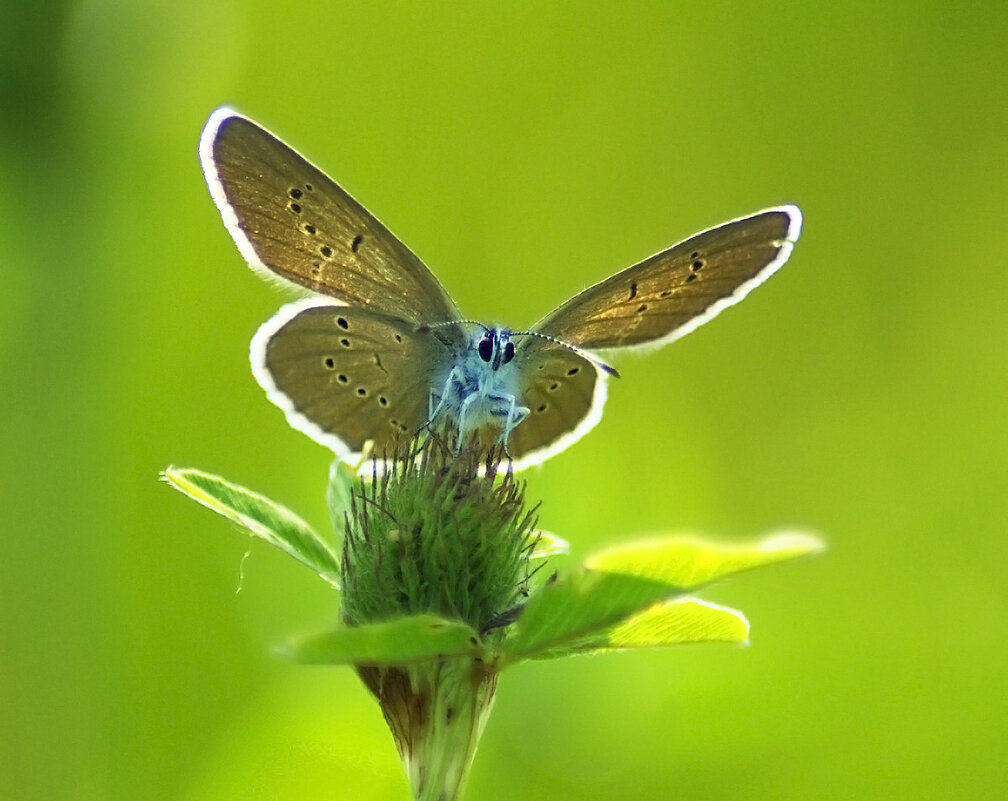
[477,336,493,362]
[502,341,516,364]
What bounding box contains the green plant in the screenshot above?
[164,441,822,801]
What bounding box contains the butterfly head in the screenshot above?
[476,328,516,372]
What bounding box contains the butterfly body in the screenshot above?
[200,107,802,470]
[430,326,530,449]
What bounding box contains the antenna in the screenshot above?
[416,320,489,335]
[511,330,620,378]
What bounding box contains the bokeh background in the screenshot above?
[3,2,1006,799]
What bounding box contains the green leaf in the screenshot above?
[326,458,357,534]
[585,530,825,591]
[162,466,341,587]
[529,530,569,559]
[501,571,678,663]
[282,614,484,665]
[537,598,749,659]
[605,598,749,647]
[501,530,823,665]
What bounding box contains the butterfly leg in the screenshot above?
[422,367,459,432]
[421,366,478,453]
[488,392,529,455]
[409,389,439,457]
[454,390,482,453]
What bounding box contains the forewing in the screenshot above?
[506,339,608,469]
[533,206,802,350]
[200,107,460,325]
[251,300,449,460]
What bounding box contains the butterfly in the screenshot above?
[199,107,801,470]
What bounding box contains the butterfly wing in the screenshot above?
[200,107,461,326]
[532,206,802,350]
[251,300,453,460]
[504,339,607,469]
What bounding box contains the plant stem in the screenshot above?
[359,657,498,801]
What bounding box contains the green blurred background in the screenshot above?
[3,2,1006,799]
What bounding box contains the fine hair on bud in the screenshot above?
[338,436,542,634]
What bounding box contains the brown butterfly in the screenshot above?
[199,107,801,469]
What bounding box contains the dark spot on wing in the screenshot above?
[289,188,303,199]
[691,259,705,271]
[537,403,548,413]
[378,395,389,407]
[289,202,302,214]
[547,382,560,392]
[566,366,580,376]
[351,234,363,253]
[660,289,672,297]
[393,333,403,343]
[356,387,368,397]
[337,374,349,384]
[339,338,351,348]
[636,303,648,314]
[323,357,335,369]
[303,223,316,234]
[304,183,313,192]
[629,282,638,300]
[320,245,333,258]
[337,317,349,329]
